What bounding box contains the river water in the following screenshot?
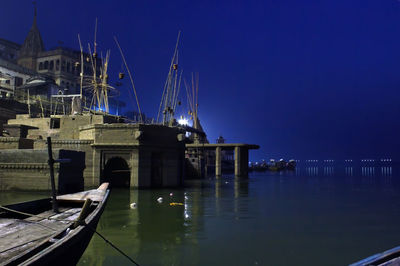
[2,164,400,265]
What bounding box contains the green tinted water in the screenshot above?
[2,166,400,265]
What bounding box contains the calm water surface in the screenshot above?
[2,165,400,265]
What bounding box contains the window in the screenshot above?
[50,118,60,129]
[39,62,43,70]
[61,60,66,71]
[44,61,48,69]
[56,60,60,71]
[67,62,70,73]
[15,77,23,87]
[49,60,54,70]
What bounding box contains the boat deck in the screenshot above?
[0,207,81,263]
[0,185,108,265]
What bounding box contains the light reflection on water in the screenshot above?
[1,165,399,265]
[77,164,400,266]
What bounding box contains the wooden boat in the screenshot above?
[0,183,109,266]
[350,246,400,266]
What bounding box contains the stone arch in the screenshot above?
[102,157,130,188]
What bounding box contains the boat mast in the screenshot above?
[157,31,181,125]
[114,36,143,123]
[78,34,84,99]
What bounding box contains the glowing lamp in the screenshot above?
[178,118,189,126]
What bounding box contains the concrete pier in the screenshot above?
[186,143,259,178]
[215,146,222,177]
[234,146,249,177]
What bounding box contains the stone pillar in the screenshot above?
[130,149,139,188]
[215,146,222,177]
[234,146,240,176]
[91,148,101,188]
[138,148,152,188]
[234,146,249,177]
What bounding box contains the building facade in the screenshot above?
[0,38,20,62]
[0,7,97,100]
[0,58,36,98]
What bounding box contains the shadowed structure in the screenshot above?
[103,157,130,188]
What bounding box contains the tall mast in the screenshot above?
[157,31,181,125]
[78,34,84,99]
[114,36,143,123]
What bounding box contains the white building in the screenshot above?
[0,58,35,98]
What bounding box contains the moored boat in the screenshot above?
[350,246,400,266]
[0,183,109,266]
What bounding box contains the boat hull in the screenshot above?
[1,184,109,266]
[21,192,108,266]
[350,246,400,266]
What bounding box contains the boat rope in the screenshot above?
[0,205,140,265]
[88,227,140,265]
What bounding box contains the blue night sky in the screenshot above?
[1,0,400,161]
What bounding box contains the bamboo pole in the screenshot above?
[114,36,143,123]
[47,137,59,213]
[27,89,31,116]
[39,96,44,117]
[157,31,181,124]
[78,34,84,99]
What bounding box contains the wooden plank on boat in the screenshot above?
[46,208,82,223]
[0,234,49,264]
[0,183,109,265]
[0,207,81,264]
[0,218,18,230]
[25,207,71,222]
[0,221,58,258]
[57,188,107,203]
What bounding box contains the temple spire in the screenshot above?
[33,1,37,25]
[17,1,45,69]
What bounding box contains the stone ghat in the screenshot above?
[0,149,85,193]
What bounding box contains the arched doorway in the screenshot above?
[103,157,130,188]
